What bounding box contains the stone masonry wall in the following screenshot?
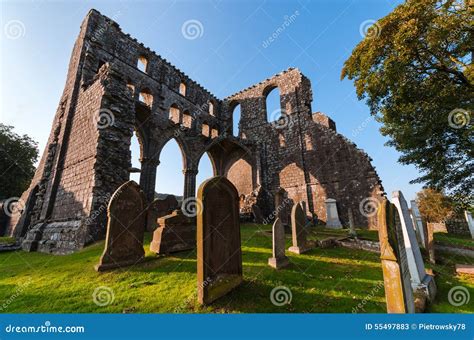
[224,68,384,228]
[6,9,385,254]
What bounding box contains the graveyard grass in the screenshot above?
[0,224,472,313]
[0,237,16,246]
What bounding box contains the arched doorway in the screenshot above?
[264,86,282,122]
[196,152,214,190]
[155,138,186,200]
[232,104,241,137]
[129,131,142,184]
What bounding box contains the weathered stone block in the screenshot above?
[149,209,196,254]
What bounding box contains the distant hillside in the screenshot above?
[155,192,183,203]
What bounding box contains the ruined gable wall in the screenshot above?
[7,11,98,238]
[300,116,384,228]
[224,68,313,216]
[49,77,104,222]
[9,9,231,251]
[224,68,384,228]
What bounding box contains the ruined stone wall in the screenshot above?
[7,10,242,253]
[224,68,384,228]
[6,11,97,241]
[445,217,471,236]
[7,9,385,254]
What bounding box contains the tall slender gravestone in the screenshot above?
[325,198,342,229]
[392,191,436,301]
[465,211,474,239]
[197,176,242,305]
[288,202,311,254]
[268,218,289,269]
[251,204,264,224]
[348,208,357,238]
[410,200,427,249]
[377,199,415,313]
[95,181,147,271]
[274,188,290,228]
[426,222,436,264]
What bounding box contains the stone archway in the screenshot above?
[201,137,259,206]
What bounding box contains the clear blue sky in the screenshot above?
[1,0,423,201]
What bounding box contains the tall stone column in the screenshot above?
[139,157,159,202]
[183,168,198,200]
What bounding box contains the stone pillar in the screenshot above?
[325,198,342,229]
[410,200,427,248]
[183,168,198,200]
[465,211,474,239]
[426,222,436,264]
[348,208,357,237]
[139,158,159,202]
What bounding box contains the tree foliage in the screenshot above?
[342,0,473,206]
[0,124,38,199]
[416,188,454,222]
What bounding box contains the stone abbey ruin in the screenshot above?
[4,10,384,254]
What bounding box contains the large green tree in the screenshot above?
[416,188,454,222]
[0,124,38,199]
[342,0,473,206]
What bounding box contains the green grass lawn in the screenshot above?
[0,237,16,246]
[311,227,379,241]
[434,232,474,249]
[0,224,472,313]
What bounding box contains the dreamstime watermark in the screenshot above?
[181,197,203,217]
[4,20,26,40]
[269,109,293,130]
[90,10,122,43]
[2,197,25,217]
[181,19,204,40]
[94,108,115,129]
[352,281,384,313]
[359,19,381,39]
[359,197,380,218]
[270,286,292,306]
[352,115,374,138]
[0,278,32,312]
[174,277,213,312]
[262,197,291,225]
[448,286,470,307]
[84,191,116,225]
[5,321,85,334]
[92,286,115,307]
[262,10,300,48]
[173,123,188,138]
[448,108,470,129]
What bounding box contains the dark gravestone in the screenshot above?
[251,204,264,224]
[268,218,289,269]
[146,195,179,231]
[197,176,242,305]
[0,202,9,236]
[150,209,196,254]
[377,199,415,313]
[274,189,290,229]
[95,181,147,271]
[288,202,311,254]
